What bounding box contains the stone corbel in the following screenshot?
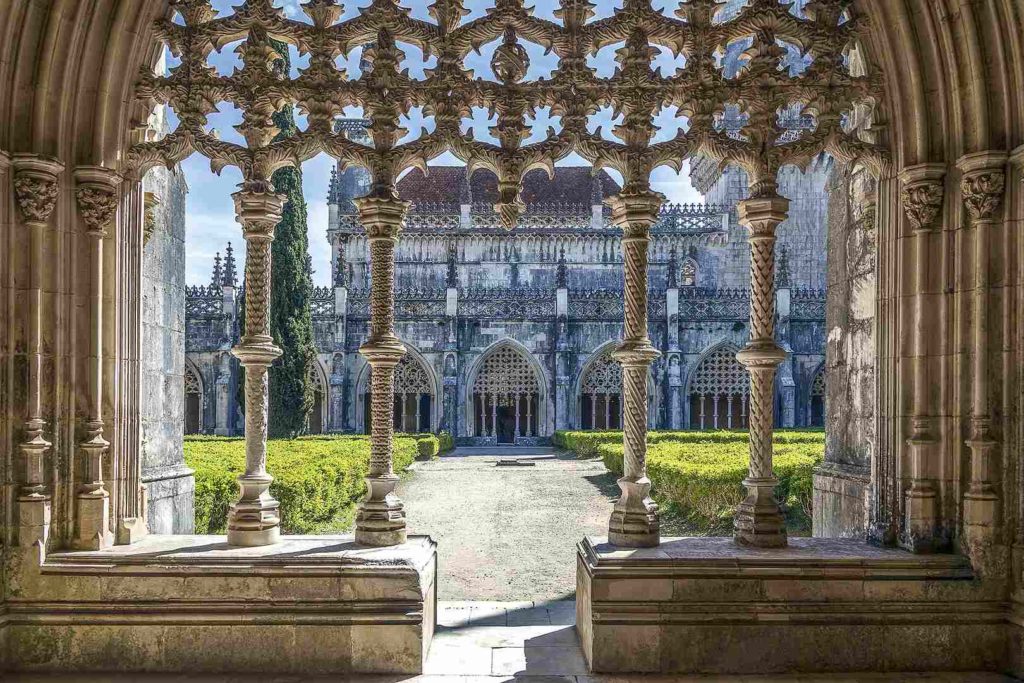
[897,163,946,552]
[73,166,122,550]
[12,153,64,552]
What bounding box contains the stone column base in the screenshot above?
[577,536,1006,674]
[6,534,437,674]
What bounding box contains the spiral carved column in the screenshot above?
[12,154,64,550]
[957,152,1007,557]
[72,167,121,550]
[607,191,662,548]
[227,187,285,547]
[734,196,789,548]
[898,164,945,552]
[355,195,409,547]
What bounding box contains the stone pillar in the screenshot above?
[354,195,408,547]
[607,191,662,547]
[898,163,946,552]
[73,166,121,550]
[734,196,789,548]
[957,152,1007,564]
[226,187,285,547]
[12,154,64,551]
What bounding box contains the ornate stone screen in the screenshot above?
[471,346,541,444]
[581,353,622,430]
[131,0,880,548]
[688,345,749,429]
[363,355,435,433]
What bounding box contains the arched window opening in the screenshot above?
[472,346,541,444]
[362,355,434,434]
[809,367,826,428]
[184,365,203,435]
[307,365,326,435]
[580,352,622,430]
[688,346,749,430]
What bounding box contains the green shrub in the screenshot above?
[409,433,440,459]
[437,432,454,453]
[558,430,824,531]
[185,435,419,535]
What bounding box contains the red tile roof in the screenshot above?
[395,166,620,206]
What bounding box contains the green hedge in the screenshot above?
[555,430,824,530]
[185,434,420,535]
[438,431,454,454]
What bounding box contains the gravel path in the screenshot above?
[397,448,617,601]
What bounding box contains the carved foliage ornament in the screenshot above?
[14,174,59,223]
[130,0,883,228]
[76,186,119,235]
[901,180,943,232]
[961,171,1006,222]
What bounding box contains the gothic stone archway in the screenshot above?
[468,343,544,445]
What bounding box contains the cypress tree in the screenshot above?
[265,40,316,437]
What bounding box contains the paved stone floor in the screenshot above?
[398,447,616,601]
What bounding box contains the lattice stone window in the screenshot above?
[472,346,541,443]
[184,365,203,435]
[581,353,622,430]
[363,356,435,434]
[689,346,749,430]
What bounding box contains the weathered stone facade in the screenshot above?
[184,123,829,444]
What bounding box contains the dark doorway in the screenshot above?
[496,406,515,444]
[185,393,201,434]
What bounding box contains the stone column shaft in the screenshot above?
[607,191,662,547]
[72,166,122,550]
[227,187,285,547]
[12,154,64,550]
[354,195,408,547]
[898,164,946,552]
[957,152,1007,550]
[734,196,789,548]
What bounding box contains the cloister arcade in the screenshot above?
[2,0,1024,677]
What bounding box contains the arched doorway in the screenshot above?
[687,345,749,430]
[361,354,435,434]
[809,365,825,428]
[184,363,203,435]
[579,352,622,430]
[470,344,541,445]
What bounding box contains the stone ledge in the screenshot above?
[5,535,437,674]
[577,536,1007,674]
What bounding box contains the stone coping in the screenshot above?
[44,534,436,576]
[580,536,974,579]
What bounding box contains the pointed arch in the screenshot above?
[465,338,548,443]
[183,358,204,435]
[573,339,659,430]
[808,361,826,428]
[307,360,329,435]
[354,344,439,434]
[685,341,749,430]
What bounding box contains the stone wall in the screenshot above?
[140,164,194,534]
[813,162,875,538]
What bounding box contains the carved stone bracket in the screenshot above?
[899,164,946,233]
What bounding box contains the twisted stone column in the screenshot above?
[607,191,662,547]
[957,152,1007,551]
[227,187,285,547]
[73,167,121,550]
[898,164,945,552]
[354,195,409,547]
[734,196,789,548]
[12,154,64,549]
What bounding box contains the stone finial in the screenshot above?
[13,155,64,223]
[666,247,678,288]
[591,172,603,206]
[212,252,224,288]
[776,245,791,287]
[223,242,238,287]
[458,168,472,205]
[446,242,458,287]
[328,166,339,204]
[555,247,568,288]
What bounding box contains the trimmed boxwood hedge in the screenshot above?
[555,429,824,531]
[184,434,421,534]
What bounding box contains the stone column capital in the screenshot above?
[957,151,1008,222]
[74,167,122,237]
[736,196,790,236]
[232,188,285,238]
[13,154,64,224]
[606,190,665,236]
[354,195,410,241]
[898,163,945,233]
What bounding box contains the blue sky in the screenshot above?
[176,0,703,285]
